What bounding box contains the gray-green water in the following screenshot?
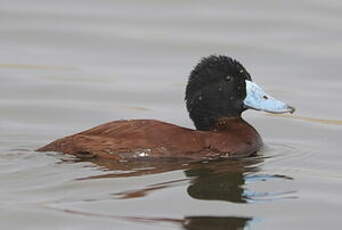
[1,0,342,229]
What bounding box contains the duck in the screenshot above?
[37,55,295,161]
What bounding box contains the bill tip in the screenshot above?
[288,106,296,114]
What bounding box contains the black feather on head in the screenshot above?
[185,55,252,130]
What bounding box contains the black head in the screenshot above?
[185,55,252,131]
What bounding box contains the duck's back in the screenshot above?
[37,119,261,160]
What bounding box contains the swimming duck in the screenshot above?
[37,55,294,161]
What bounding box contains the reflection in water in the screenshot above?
[52,155,295,229]
[181,216,252,230]
[54,208,252,230]
[72,155,294,203]
[185,159,294,203]
[186,167,248,203]
[123,215,253,230]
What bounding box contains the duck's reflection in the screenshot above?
[60,208,252,230]
[181,216,252,230]
[185,166,249,203]
[60,156,294,229]
[72,155,292,203]
[119,215,253,230]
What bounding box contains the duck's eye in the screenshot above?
[225,75,232,81]
[263,95,269,100]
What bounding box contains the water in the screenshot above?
[1,0,342,229]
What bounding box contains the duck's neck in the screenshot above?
[211,117,252,131]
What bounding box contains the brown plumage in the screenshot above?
[37,118,262,160]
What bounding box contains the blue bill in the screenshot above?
[243,80,295,114]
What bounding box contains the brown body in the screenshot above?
[37,118,262,161]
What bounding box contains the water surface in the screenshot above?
[1,0,342,229]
